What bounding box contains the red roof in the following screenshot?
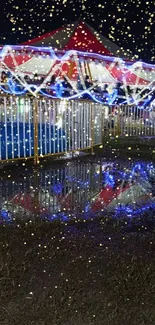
[22,20,133,59]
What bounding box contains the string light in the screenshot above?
[1,45,155,106]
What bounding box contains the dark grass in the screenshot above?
[1,216,155,325]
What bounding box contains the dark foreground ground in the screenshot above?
[1,216,155,325]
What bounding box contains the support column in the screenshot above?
[33,98,39,165]
[87,62,93,82]
[91,102,95,154]
[67,60,74,79]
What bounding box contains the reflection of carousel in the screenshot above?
[1,190,60,218]
[1,162,155,222]
[90,182,153,212]
[1,163,101,220]
[90,163,155,214]
[1,20,155,106]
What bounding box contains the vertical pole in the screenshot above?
[34,98,39,165]
[91,102,94,154]
[67,60,74,79]
[34,168,39,216]
[4,97,8,160]
[116,106,121,136]
[84,60,87,76]
[99,163,102,191]
[101,104,105,144]
[87,62,93,82]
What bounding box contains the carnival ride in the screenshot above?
[0,20,155,106]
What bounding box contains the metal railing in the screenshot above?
[0,96,103,164]
[104,105,155,137]
[0,96,155,164]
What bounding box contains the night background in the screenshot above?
[0,0,155,62]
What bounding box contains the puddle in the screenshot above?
[0,159,155,223]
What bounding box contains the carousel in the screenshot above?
[0,20,155,105]
[0,20,155,161]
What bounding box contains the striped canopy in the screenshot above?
[22,19,133,59]
[0,20,155,88]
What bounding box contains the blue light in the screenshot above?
[1,44,154,105]
[40,87,104,104]
[131,163,147,178]
[52,183,63,194]
[104,171,115,187]
[41,212,69,222]
[0,85,12,94]
[108,89,118,105]
[0,78,28,95]
[84,204,90,213]
[115,202,155,218]
[7,78,27,95]
[65,175,90,187]
[1,44,155,69]
[0,210,12,223]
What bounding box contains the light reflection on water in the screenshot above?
[0,160,155,223]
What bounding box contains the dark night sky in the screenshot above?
[0,0,155,62]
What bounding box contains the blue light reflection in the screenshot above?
[0,161,155,223]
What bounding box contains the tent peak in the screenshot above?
[21,19,133,59]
